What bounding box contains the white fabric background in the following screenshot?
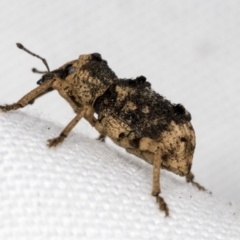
[0,111,239,239]
[0,1,240,239]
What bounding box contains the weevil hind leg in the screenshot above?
[0,79,55,112]
[186,172,211,193]
[152,148,169,217]
[119,137,169,216]
[47,105,97,147]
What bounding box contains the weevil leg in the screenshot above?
[97,134,105,142]
[0,79,55,112]
[47,105,96,147]
[126,148,154,165]
[152,148,169,217]
[28,88,53,105]
[113,136,169,215]
[186,172,211,193]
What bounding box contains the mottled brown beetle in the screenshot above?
[0,43,208,216]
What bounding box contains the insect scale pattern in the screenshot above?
[0,43,208,216]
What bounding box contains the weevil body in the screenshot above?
[0,44,207,216]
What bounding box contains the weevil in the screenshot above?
[0,43,208,216]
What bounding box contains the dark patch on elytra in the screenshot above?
[173,104,191,121]
[180,137,187,142]
[136,76,146,83]
[123,76,149,87]
[173,104,185,115]
[94,76,192,140]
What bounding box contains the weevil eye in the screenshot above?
[58,64,75,78]
[91,53,102,61]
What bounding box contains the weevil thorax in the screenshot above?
[63,53,118,107]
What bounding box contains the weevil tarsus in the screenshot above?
[48,105,96,147]
[0,79,55,112]
[186,172,211,193]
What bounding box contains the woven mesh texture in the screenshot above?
[0,111,239,240]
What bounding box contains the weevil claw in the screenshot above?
[47,136,65,147]
[156,196,169,217]
[0,103,22,112]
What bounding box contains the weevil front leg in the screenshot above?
[0,79,55,112]
[46,79,97,147]
[47,105,96,147]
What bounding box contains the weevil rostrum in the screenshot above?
[0,43,208,216]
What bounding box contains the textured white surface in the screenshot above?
[0,111,239,240]
[1,1,240,238]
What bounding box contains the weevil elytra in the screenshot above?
[0,43,208,216]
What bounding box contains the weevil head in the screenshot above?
[36,52,117,106]
[37,53,117,86]
[62,53,118,106]
[36,60,78,85]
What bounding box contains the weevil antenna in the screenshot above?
[32,68,48,74]
[16,43,50,72]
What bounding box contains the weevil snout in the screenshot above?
[36,61,77,85]
[37,72,54,85]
